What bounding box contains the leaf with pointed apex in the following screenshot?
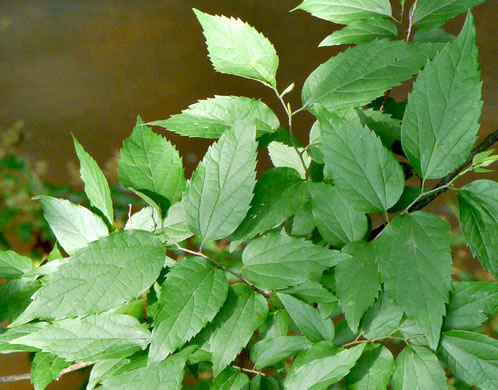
[12,313,150,361]
[278,293,334,343]
[414,0,486,30]
[302,40,439,111]
[310,183,368,247]
[294,0,392,24]
[392,346,447,390]
[212,367,249,390]
[375,212,452,349]
[336,241,381,332]
[438,331,498,390]
[183,122,257,244]
[457,180,498,276]
[401,13,481,179]
[361,290,404,340]
[125,206,161,232]
[100,351,189,390]
[208,284,268,376]
[444,281,498,331]
[0,250,32,278]
[231,168,307,247]
[194,9,279,87]
[320,17,397,47]
[345,344,394,390]
[281,280,337,305]
[285,343,366,390]
[161,202,193,243]
[319,108,404,213]
[12,230,164,325]
[118,116,186,215]
[73,136,114,227]
[260,309,289,339]
[0,323,47,354]
[31,352,72,390]
[35,195,108,255]
[149,96,279,139]
[149,257,228,362]
[267,141,311,179]
[242,232,349,290]
[250,336,311,369]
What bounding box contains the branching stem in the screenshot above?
[406,0,419,41]
[0,362,93,384]
[233,365,266,377]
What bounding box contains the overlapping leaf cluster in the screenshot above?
[0,1,496,389]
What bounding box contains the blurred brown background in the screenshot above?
[0,0,496,389]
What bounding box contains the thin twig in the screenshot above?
[0,362,93,384]
[406,0,419,41]
[233,365,266,377]
[174,244,272,297]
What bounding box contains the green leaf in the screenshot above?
[36,195,108,255]
[401,13,482,179]
[336,241,381,332]
[291,201,315,237]
[374,212,452,349]
[310,183,368,247]
[31,352,72,390]
[319,18,397,47]
[73,136,114,227]
[250,375,281,390]
[438,330,498,390]
[444,281,498,330]
[392,345,447,390]
[100,350,189,390]
[293,0,392,25]
[212,367,249,390]
[118,116,186,215]
[231,168,307,247]
[285,342,366,390]
[281,280,338,305]
[183,122,257,244]
[413,27,455,43]
[260,309,289,339]
[360,290,404,340]
[250,336,311,369]
[12,313,150,361]
[319,108,404,213]
[414,0,486,30]
[302,40,439,111]
[242,232,348,290]
[267,141,311,179]
[0,278,40,323]
[0,250,32,278]
[345,344,394,390]
[194,9,279,87]
[125,206,161,232]
[208,284,268,376]
[87,359,131,390]
[160,202,194,243]
[149,257,228,362]
[277,293,334,343]
[457,180,498,276]
[12,230,164,325]
[0,323,47,354]
[149,96,279,139]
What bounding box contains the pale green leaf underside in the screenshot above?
[36,195,108,256]
[12,313,150,362]
[310,183,368,247]
[414,0,486,30]
[0,250,32,279]
[149,96,279,139]
[401,13,481,179]
[118,116,186,214]
[319,109,404,213]
[374,212,452,349]
[250,336,311,369]
[392,346,447,390]
[438,331,498,390]
[294,0,392,25]
[267,141,311,179]
[125,206,162,233]
[320,17,397,47]
[149,257,228,362]
[12,230,164,325]
[73,136,114,227]
[345,344,394,390]
[0,323,47,354]
[336,241,381,332]
[31,352,71,390]
[161,202,194,243]
[183,122,257,243]
[208,284,268,376]
[194,9,279,87]
[242,232,348,290]
[86,359,131,390]
[302,40,439,111]
[457,180,498,276]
